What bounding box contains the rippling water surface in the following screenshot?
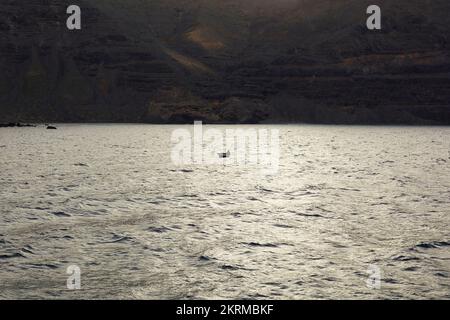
[0,124,449,299]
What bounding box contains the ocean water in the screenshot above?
[0,124,449,299]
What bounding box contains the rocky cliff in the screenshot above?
[1,0,449,124]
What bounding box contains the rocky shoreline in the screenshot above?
[0,123,36,128]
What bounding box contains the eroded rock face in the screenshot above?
[146,88,271,124]
[0,0,179,122]
[1,0,450,124]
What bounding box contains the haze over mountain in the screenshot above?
[1,0,449,123]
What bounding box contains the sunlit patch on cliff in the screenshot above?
[185,26,225,51]
[163,48,216,75]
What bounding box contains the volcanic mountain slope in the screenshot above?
[0,0,184,122]
[0,0,449,123]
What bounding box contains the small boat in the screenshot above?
[46,125,57,130]
[218,151,231,158]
